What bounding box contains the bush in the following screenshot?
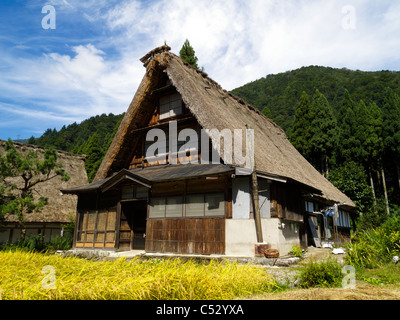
[298,258,343,288]
[1,234,46,252]
[345,227,400,268]
[290,245,303,258]
[1,234,73,252]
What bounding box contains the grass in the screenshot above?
[0,250,279,300]
[297,258,344,288]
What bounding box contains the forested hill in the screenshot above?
[29,113,124,181]
[231,66,400,132]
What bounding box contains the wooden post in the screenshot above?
[246,128,263,243]
[251,170,263,243]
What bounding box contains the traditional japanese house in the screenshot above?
[62,46,356,257]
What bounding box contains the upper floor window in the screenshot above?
[159,92,183,120]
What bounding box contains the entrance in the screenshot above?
[118,200,147,251]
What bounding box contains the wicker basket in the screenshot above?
[263,248,279,259]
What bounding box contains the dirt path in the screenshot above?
[250,282,400,300]
[250,247,400,300]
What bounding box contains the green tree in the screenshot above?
[310,89,338,175]
[289,91,314,161]
[179,39,199,69]
[328,161,374,215]
[336,90,358,165]
[77,133,104,182]
[0,139,69,238]
[261,106,272,119]
[382,88,400,186]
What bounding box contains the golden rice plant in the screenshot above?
[0,251,278,300]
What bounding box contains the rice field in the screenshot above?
[0,251,279,300]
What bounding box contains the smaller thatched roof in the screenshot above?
[94,46,356,210]
[0,140,88,223]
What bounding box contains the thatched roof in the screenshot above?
[94,46,355,209]
[0,140,88,223]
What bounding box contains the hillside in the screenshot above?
[231,66,400,132]
[30,113,124,181]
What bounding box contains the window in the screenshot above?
[305,201,314,213]
[76,208,117,245]
[186,194,205,217]
[166,196,183,218]
[121,186,148,200]
[149,193,225,219]
[337,210,351,228]
[159,92,182,120]
[149,197,166,218]
[205,193,225,216]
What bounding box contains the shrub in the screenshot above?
[1,234,46,252]
[290,245,303,258]
[298,258,343,288]
[345,227,400,268]
[1,234,73,252]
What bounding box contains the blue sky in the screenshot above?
[1,0,400,140]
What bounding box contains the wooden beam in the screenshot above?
[251,170,263,243]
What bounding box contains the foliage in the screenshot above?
[328,161,374,213]
[345,221,400,268]
[289,91,314,160]
[1,234,47,252]
[30,113,123,182]
[0,234,73,252]
[0,139,69,237]
[289,245,303,258]
[232,66,400,133]
[179,39,199,69]
[309,89,338,174]
[298,258,343,288]
[0,251,279,300]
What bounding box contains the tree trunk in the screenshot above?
[325,155,329,177]
[396,165,400,192]
[381,167,390,215]
[369,169,376,207]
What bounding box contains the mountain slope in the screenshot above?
[231,66,400,132]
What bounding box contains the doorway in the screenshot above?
[118,200,147,251]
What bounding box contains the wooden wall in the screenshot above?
[270,182,304,222]
[145,218,225,255]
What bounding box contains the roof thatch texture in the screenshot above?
[0,140,88,223]
[95,46,355,209]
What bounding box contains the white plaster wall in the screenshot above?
[225,219,257,257]
[232,177,250,219]
[261,219,300,256]
[225,218,301,257]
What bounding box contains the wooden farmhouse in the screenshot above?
[62,46,356,257]
[0,140,88,243]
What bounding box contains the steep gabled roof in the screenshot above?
[94,46,355,209]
